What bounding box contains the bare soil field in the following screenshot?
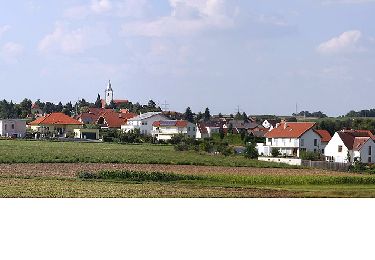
[0,163,351,178]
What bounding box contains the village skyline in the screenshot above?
[1,1,375,116]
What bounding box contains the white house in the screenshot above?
[151,120,196,141]
[0,119,27,138]
[315,130,332,154]
[262,122,322,157]
[195,121,223,139]
[324,130,375,164]
[262,119,279,131]
[121,112,169,135]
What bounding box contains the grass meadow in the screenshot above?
[0,140,292,168]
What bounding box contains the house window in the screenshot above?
[322,149,325,154]
[338,145,343,153]
[314,139,318,146]
[268,138,272,144]
[301,139,304,147]
[369,146,372,156]
[4,124,7,130]
[369,157,372,163]
[188,127,191,131]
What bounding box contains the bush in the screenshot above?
[174,142,189,151]
[300,151,323,161]
[271,148,280,157]
[244,143,258,159]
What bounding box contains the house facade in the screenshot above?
[324,130,375,163]
[151,120,196,141]
[121,112,169,135]
[314,130,332,154]
[262,122,322,157]
[0,119,27,138]
[29,112,83,137]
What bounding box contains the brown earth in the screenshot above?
[0,163,352,178]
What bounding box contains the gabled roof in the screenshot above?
[153,120,189,128]
[97,111,137,128]
[315,130,332,143]
[337,130,375,150]
[197,123,208,134]
[265,122,316,138]
[29,113,83,126]
[128,112,163,121]
[228,120,259,130]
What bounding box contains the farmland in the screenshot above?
[0,140,292,168]
[1,140,375,198]
[1,162,375,198]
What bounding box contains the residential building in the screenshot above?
[31,103,43,118]
[76,108,136,129]
[324,130,375,163]
[151,120,196,141]
[121,112,169,135]
[29,112,83,137]
[262,119,279,131]
[195,121,224,139]
[314,130,332,154]
[262,122,322,157]
[0,119,27,138]
[74,128,100,140]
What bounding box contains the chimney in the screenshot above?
[284,123,288,129]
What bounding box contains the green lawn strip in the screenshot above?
[0,140,295,168]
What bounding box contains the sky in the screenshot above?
[0,0,374,116]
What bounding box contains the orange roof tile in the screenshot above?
[265,122,316,138]
[29,113,83,126]
[315,130,332,143]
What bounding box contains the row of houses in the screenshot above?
[257,122,375,164]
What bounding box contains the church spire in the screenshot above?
[106,80,113,91]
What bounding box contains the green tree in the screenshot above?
[244,143,258,159]
[95,94,102,108]
[183,107,194,123]
[19,98,32,118]
[203,107,211,122]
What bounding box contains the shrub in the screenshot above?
[271,148,280,157]
[300,151,323,161]
[244,143,258,159]
[174,142,189,151]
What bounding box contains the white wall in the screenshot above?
[122,114,169,135]
[258,157,302,166]
[324,133,350,163]
[356,139,375,163]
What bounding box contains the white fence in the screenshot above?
[258,157,302,166]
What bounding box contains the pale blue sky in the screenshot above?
[0,0,374,116]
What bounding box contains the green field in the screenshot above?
[1,170,375,198]
[0,140,291,168]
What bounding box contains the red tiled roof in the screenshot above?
[153,120,189,128]
[97,111,137,128]
[338,130,375,150]
[100,99,129,108]
[29,113,83,126]
[265,122,316,138]
[315,130,332,143]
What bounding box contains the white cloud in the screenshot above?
[64,0,146,19]
[317,30,362,54]
[121,0,235,37]
[91,0,112,14]
[0,42,24,63]
[0,25,11,38]
[322,0,375,4]
[38,24,111,55]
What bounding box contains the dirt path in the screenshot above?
[0,163,351,178]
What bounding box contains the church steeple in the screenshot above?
[105,80,114,106]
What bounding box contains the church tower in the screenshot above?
[105,80,113,106]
